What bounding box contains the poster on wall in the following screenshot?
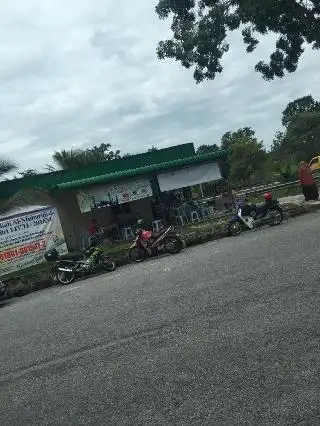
[0,207,68,275]
[77,177,153,213]
[157,162,222,192]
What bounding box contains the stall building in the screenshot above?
[0,143,229,250]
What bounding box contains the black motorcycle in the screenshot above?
[228,198,283,236]
[44,246,116,285]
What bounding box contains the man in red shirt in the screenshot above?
[88,218,101,247]
[89,218,99,235]
[299,161,319,201]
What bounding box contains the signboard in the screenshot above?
[77,177,153,213]
[157,162,222,192]
[0,207,68,275]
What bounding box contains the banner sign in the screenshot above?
[77,177,153,213]
[157,162,222,192]
[0,207,68,275]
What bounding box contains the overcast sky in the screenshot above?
[0,0,319,173]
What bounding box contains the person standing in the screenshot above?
[88,218,101,246]
[89,218,99,235]
[299,161,319,201]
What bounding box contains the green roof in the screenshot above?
[0,143,196,199]
[56,150,229,190]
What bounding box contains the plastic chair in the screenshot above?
[152,220,164,233]
[122,227,134,240]
[175,215,185,226]
[191,211,200,223]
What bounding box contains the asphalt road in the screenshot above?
[1,213,320,425]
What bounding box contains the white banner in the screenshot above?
[0,207,68,275]
[77,177,153,213]
[157,162,222,192]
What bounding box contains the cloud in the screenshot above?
[0,0,319,173]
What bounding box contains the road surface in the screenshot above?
[1,213,320,425]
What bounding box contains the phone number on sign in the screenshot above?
[0,240,46,261]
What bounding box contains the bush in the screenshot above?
[279,162,298,182]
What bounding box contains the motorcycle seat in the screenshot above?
[254,202,267,211]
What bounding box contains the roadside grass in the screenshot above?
[248,185,301,203]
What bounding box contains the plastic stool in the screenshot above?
[191,211,200,223]
[152,220,164,233]
[122,227,134,240]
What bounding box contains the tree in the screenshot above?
[218,127,257,178]
[45,164,57,172]
[270,131,285,155]
[285,110,320,161]
[52,143,121,170]
[52,149,87,170]
[0,159,17,179]
[229,139,267,185]
[18,169,38,177]
[155,0,320,83]
[148,146,158,152]
[221,127,255,151]
[196,144,219,155]
[278,162,298,182]
[0,188,55,215]
[282,95,320,127]
[86,143,121,162]
[270,109,320,163]
[217,127,267,183]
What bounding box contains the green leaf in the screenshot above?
[155,0,320,82]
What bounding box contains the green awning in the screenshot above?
[56,150,229,190]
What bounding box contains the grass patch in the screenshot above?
[2,262,51,280]
[248,185,301,203]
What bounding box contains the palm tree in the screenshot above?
[52,149,87,170]
[52,143,121,170]
[0,158,17,178]
[0,159,52,215]
[0,158,17,214]
[18,169,38,177]
[0,188,55,215]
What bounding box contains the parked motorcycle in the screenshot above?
[44,246,116,285]
[128,225,183,262]
[228,192,283,237]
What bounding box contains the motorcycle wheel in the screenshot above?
[56,270,75,285]
[164,236,182,254]
[229,220,242,236]
[100,255,116,272]
[129,247,146,263]
[269,208,283,226]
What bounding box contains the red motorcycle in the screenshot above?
[128,225,183,263]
